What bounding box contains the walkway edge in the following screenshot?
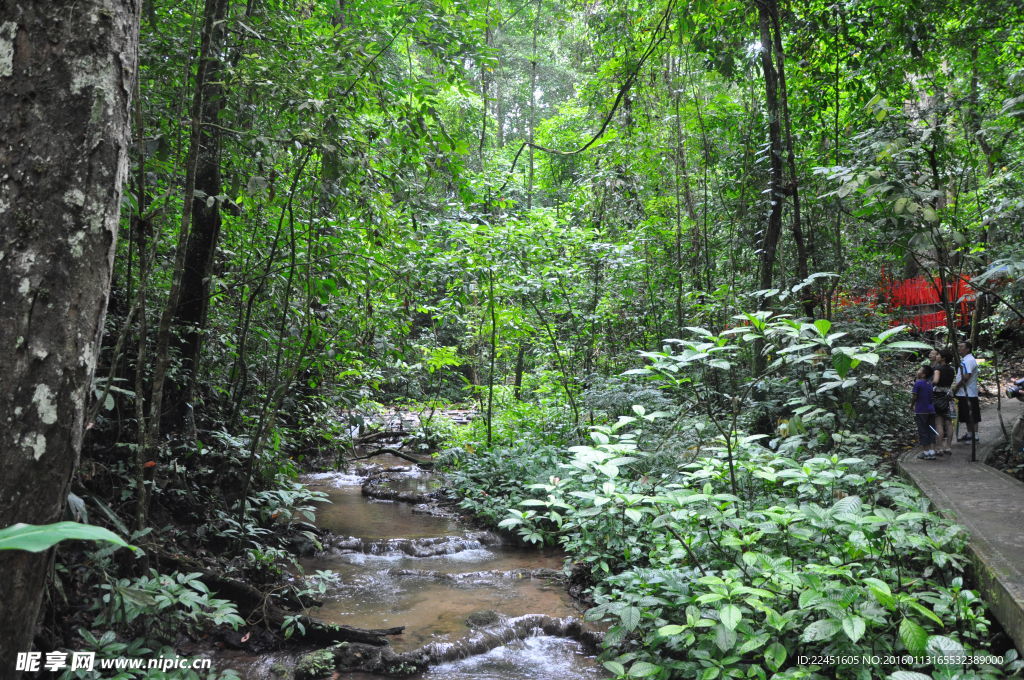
[899,456,1024,654]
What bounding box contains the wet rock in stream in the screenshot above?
[326,530,501,558]
[361,468,444,505]
[466,610,501,628]
[294,614,603,679]
[386,567,564,584]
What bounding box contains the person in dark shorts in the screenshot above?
[931,348,956,455]
[954,341,980,443]
[912,365,937,460]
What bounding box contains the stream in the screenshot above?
[226,456,606,679]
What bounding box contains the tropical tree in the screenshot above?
[0,0,140,671]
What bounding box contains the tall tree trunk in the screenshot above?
[163,0,230,442]
[768,3,814,317]
[479,2,490,170]
[147,0,228,460]
[527,0,540,210]
[755,0,784,300]
[754,0,785,374]
[0,0,139,672]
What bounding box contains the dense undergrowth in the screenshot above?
[438,314,1024,680]
[38,416,337,679]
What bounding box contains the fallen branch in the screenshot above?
[363,446,434,468]
[156,552,403,645]
[355,429,408,445]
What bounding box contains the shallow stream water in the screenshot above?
[227,459,606,679]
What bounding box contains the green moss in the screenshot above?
[294,649,335,680]
[269,661,293,679]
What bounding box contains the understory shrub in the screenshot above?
[58,569,244,680]
[451,316,1023,679]
[502,422,1013,679]
[438,442,567,528]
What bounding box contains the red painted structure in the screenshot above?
[839,273,976,331]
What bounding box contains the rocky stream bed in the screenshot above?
[219,456,607,679]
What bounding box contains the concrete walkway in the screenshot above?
[899,400,1024,653]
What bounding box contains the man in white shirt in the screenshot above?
[954,341,980,442]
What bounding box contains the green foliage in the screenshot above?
[57,630,241,680]
[448,385,579,450]
[0,522,133,553]
[54,567,247,678]
[64,0,1024,669]
[91,570,245,641]
[244,483,325,529]
[452,317,1010,679]
[439,441,568,528]
[629,315,928,464]
[499,423,1003,679]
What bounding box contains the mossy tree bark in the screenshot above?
[0,0,140,674]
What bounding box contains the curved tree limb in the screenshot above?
[496,0,678,193]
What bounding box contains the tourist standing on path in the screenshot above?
[932,348,956,455]
[913,365,938,460]
[1009,377,1024,455]
[954,341,981,444]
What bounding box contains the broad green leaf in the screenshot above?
[737,632,770,654]
[907,600,944,626]
[628,661,661,677]
[603,661,626,676]
[0,522,133,553]
[801,618,841,642]
[842,615,866,643]
[764,642,786,671]
[832,353,854,379]
[874,326,904,343]
[899,617,928,657]
[926,635,964,663]
[831,495,862,514]
[885,341,934,350]
[620,606,641,632]
[799,589,822,609]
[117,585,158,607]
[719,603,741,631]
[713,623,736,651]
[862,577,891,595]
